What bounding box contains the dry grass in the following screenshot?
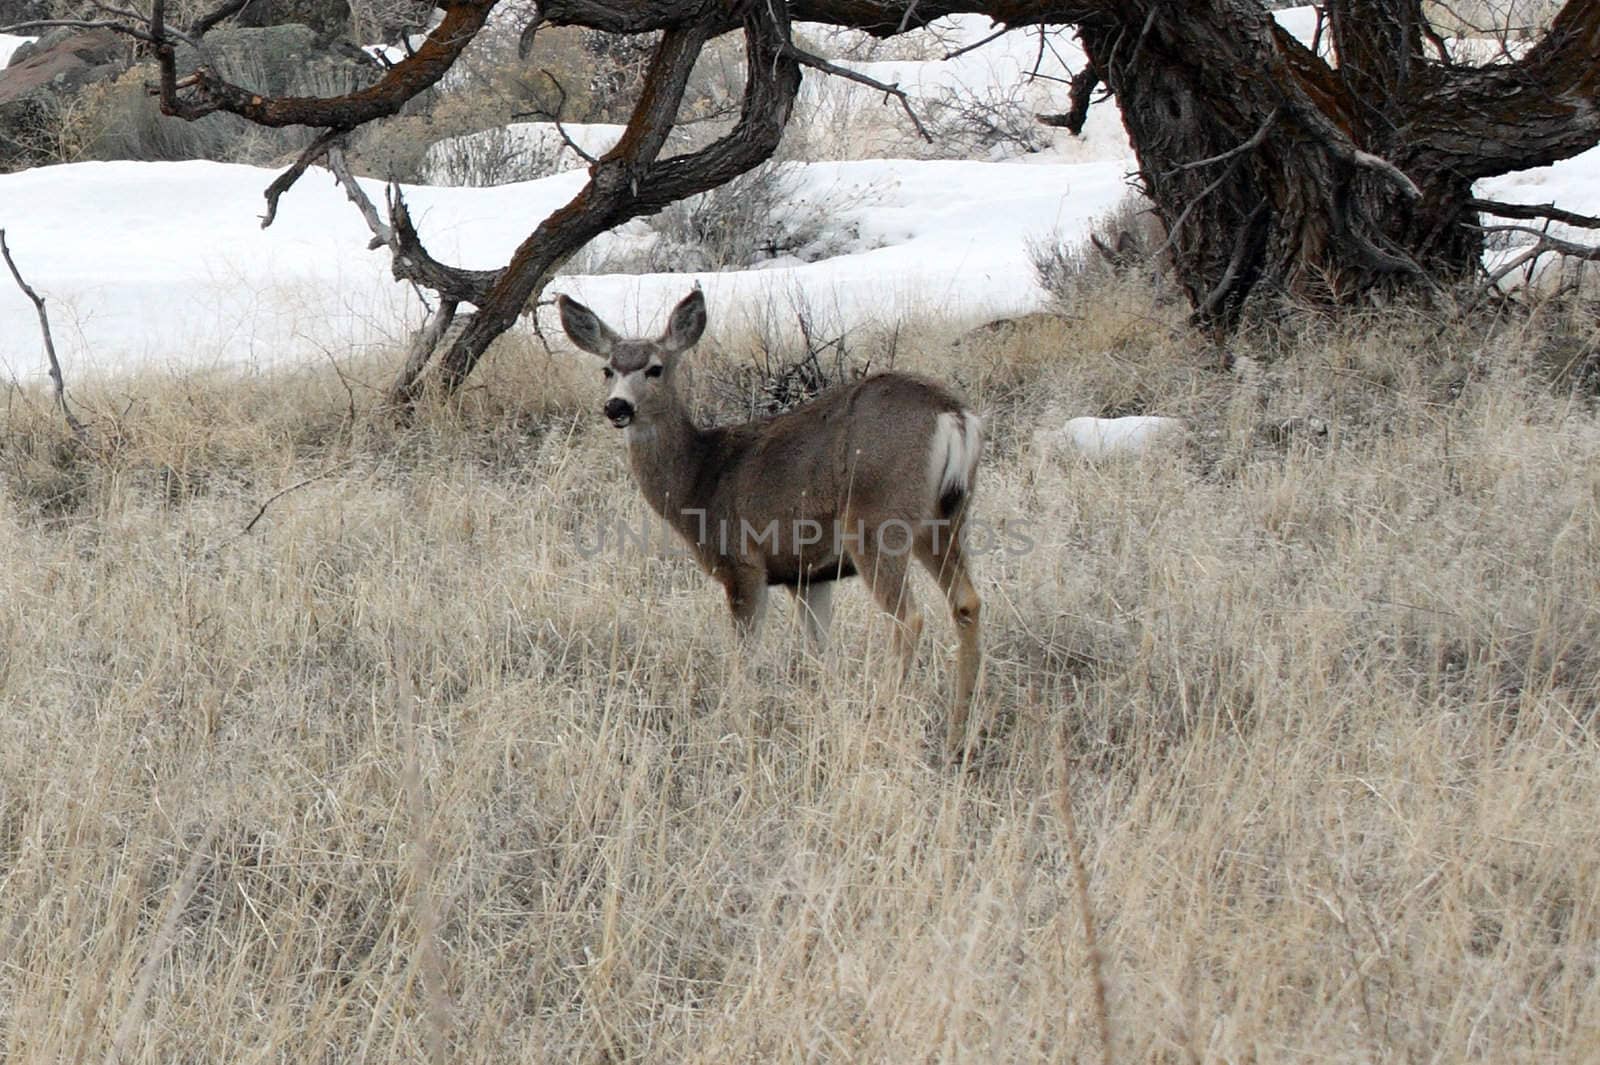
[2,295,1599,1062]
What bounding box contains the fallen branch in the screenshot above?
[1,229,88,442]
[239,466,349,535]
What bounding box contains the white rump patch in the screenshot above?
[930,410,984,500]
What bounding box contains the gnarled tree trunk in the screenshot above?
[793,0,1600,327]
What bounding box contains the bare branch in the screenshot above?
[150,0,498,127]
[942,23,1008,61]
[324,146,392,243]
[1194,200,1268,323]
[1162,106,1278,176]
[510,70,598,165]
[386,184,500,303]
[1349,148,1423,199]
[780,41,933,142]
[1474,223,1600,288]
[260,129,347,228]
[325,147,497,303]
[1036,62,1099,135]
[1,229,88,442]
[213,467,351,548]
[0,17,167,44]
[390,298,462,401]
[187,0,252,36]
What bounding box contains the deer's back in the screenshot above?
[712,372,967,521]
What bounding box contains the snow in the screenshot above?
[0,34,36,68]
[1475,144,1600,247]
[0,155,1134,378]
[1,8,1597,387]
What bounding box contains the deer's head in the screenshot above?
[558,289,706,429]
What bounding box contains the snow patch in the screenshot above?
[1035,416,1185,460]
[0,33,37,68]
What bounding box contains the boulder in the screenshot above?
[0,28,129,168]
[173,23,379,99]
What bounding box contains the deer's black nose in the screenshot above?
[604,398,634,427]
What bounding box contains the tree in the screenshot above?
[6,1,1599,400]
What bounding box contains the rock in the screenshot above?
[218,0,352,38]
[0,28,130,168]
[173,23,379,100]
[1034,415,1186,460]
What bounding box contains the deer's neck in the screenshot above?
[626,408,715,537]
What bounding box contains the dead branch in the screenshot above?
[239,466,349,535]
[1,229,88,442]
[1163,106,1279,176]
[1470,198,1600,231]
[1037,63,1100,135]
[1475,223,1600,287]
[0,16,179,45]
[1194,200,1268,323]
[324,146,392,244]
[390,298,462,402]
[942,23,1008,61]
[187,0,252,36]
[148,0,496,127]
[261,129,348,228]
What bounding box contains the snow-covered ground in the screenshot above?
[0,8,1596,384]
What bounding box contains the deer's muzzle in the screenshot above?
[603,398,634,427]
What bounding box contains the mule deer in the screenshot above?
[559,289,984,757]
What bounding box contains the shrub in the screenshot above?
[1027,193,1171,313]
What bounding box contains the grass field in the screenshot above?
[2,289,1598,1061]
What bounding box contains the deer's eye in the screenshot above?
[602,367,614,380]
[645,364,664,379]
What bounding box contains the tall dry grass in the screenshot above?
[1,291,1598,1062]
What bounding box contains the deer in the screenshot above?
[558,289,985,758]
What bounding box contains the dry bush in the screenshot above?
[2,297,1599,1061]
[1027,192,1175,316]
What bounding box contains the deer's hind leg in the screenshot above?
[915,530,982,759]
[792,579,834,648]
[846,533,923,683]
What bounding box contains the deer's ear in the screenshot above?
[659,289,706,356]
[559,295,620,357]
